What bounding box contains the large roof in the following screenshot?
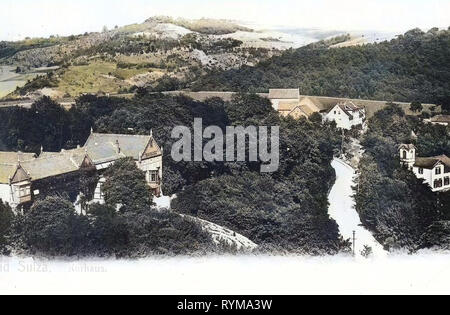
[0,152,36,184]
[0,164,18,184]
[40,147,90,168]
[84,133,161,164]
[277,98,320,118]
[414,155,450,170]
[269,89,300,100]
[0,152,36,164]
[20,154,81,181]
[278,101,299,111]
[298,97,321,112]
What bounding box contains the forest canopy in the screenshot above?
[191,28,450,110]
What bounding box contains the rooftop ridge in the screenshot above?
[91,132,152,138]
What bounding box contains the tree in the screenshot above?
[360,245,373,258]
[88,203,129,253]
[410,101,423,113]
[102,158,155,213]
[226,93,274,125]
[0,200,14,253]
[309,112,323,124]
[19,196,90,256]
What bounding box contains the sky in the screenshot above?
[0,0,449,41]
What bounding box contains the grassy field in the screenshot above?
[57,61,151,96]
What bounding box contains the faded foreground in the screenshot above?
[0,252,449,294]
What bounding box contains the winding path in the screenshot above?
[329,158,388,258]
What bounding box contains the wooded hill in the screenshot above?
[192,28,450,111]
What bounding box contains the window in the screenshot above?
[403,151,407,159]
[19,185,30,197]
[434,179,443,189]
[436,167,442,175]
[334,111,336,114]
[419,168,424,174]
[445,177,450,186]
[149,170,159,183]
[94,181,105,200]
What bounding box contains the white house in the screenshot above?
[399,144,450,192]
[324,101,366,130]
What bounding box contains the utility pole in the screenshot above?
[352,230,356,257]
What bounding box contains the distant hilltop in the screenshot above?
[144,16,254,35]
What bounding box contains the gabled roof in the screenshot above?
[269,89,300,100]
[298,97,321,112]
[0,164,19,184]
[399,144,417,151]
[298,105,315,117]
[84,133,161,165]
[414,155,450,170]
[0,152,36,164]
[0,152,36,184]
[329,101,364,118]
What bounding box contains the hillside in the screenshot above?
[0,16,363,100]
[0,17,284,99]
[191,27,450,110]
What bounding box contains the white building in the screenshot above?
[324,101,366,130]
[83,131,163,201]
[399,144,450,192]
[0,131,163,209]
